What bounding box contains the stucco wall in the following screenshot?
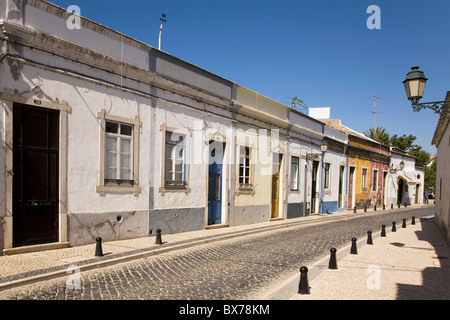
[387,152,422,208]
[349,157,371,209]
[435,123,450,244]
[322,148,348,213]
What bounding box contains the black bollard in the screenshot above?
[354,207,357,213]
[350,237,358,255]
[364,206,367,213]
[95,237,104,257]
[398,204,401,209]
[412,216,416,225]
[298,266,310,295]
[391,204,394,210]
[402,219,407,228]
[381,225,386,237]
[329,248,338,270]
[392,221,397,232]
[367,230,373,245]
[383,204,386,211]
[155,229,163,245]
[374,205,377,212]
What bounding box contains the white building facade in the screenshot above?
[286,109,325,218]
[432,92,450,245]
[0,0,236,252]
[321,125,349,213]
[387,148,425,208]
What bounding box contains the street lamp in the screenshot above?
[321,140,328,153]
[403,66,450,118]
[320,141,328,215]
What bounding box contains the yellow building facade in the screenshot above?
[323,120,390,210]
[231,86,289,225]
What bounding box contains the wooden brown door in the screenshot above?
[13,103,60,248]
[271,154,282,219]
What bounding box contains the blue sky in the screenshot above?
[48,0,450,154]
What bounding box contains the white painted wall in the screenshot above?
[151,91,233,211]
[323,125,348,212]
[388,152,424,207]
[435,122,450,243]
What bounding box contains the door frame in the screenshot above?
[271,153,284,219]
[311,160,319,214]
[415,183,421,204]
[397,178,404,205]
[338,165,345,209]
[1,94,70,253]
[207,141,226,226]
[205,139,228,228]
[348,166,356,209]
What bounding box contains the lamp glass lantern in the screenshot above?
[321,141,328,153]
[403,66,428,103]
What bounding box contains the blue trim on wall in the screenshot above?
[322,201,338,214]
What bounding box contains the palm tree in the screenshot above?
[364,127,390,146]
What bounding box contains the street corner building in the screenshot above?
[0,0,426,255]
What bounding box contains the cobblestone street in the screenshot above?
[0,207,434,300]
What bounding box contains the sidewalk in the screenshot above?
[0,204,444,300]
[260,210,450,300]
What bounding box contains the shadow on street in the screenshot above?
[396,217,450,300]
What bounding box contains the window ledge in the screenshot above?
[236,188,255,196]
[159,186,191,195]
[96,185,141,196]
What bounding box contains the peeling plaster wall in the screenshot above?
[69,210,149,246]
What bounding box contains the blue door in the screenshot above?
[208,144,224,225]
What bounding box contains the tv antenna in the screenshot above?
[158,13,167,51]
[372,96,382,129]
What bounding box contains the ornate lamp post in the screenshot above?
[403,66,450,118]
